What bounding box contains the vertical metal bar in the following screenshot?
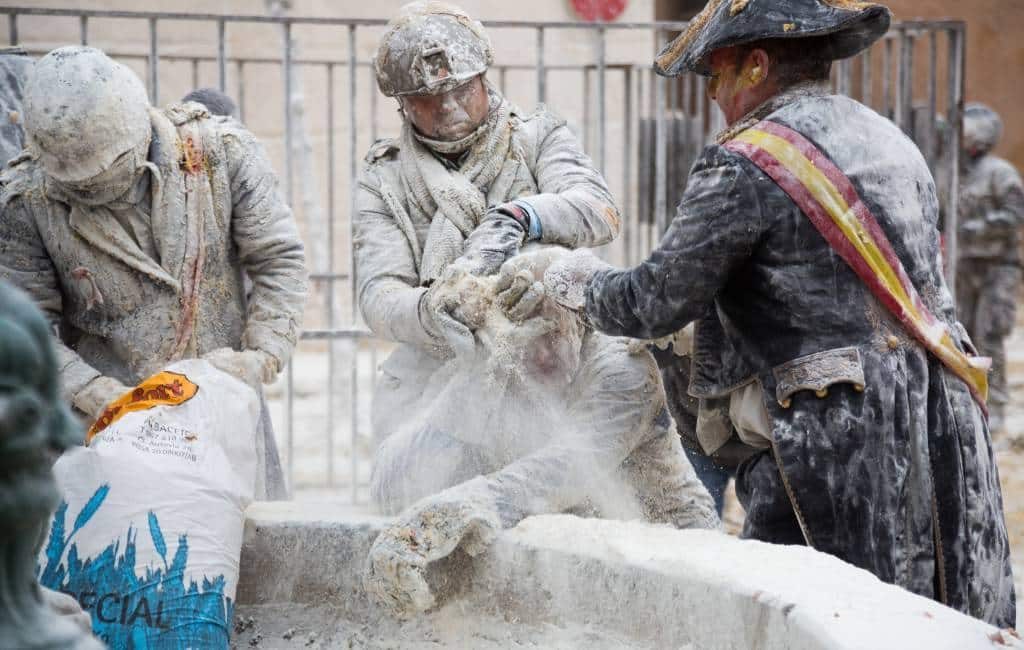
[326,63,336,488]
[860,48,872,107]
[596,26,607,174]
[499,66,508,95]
[898,29,914,133]
[944,26,964,295]
[79,15,88,46]
[666,75,677,227]
[536,26,546,104]
[681,71,692,158]
[370,64,380,142]
[8,14,17,46]
[839,58,853,97]
[217,19,227,93]
[927,29,938,168]
[883,37,893,119]
[654,32,667,237]
[622,66,633,266]
[636,66,647,260]
[148,18,159,105]
[348,24,360,504]
[191,59,200,91]
[236,61,245,123]
[282,20,295,488]
[583,67,591,154]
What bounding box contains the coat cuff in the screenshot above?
[56,345,103,405]
[242,321,298,372]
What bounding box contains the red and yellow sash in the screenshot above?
[725,120,990,412]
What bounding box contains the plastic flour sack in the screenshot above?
[38,359,259,649]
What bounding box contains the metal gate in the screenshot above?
[1,7,964,500]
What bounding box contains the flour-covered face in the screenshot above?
[401,75,490,142]
[518,302,585,390]
[47,135,151,207]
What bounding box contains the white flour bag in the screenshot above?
[37,359,259,649]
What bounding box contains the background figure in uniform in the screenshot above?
[531,0,1014,628]
[956,103,1024,435]
[0,47,307,500]
[364,248,719,616]
[356,1,620,449]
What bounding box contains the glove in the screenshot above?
[72,375,130,420]
[542,248,613,311]
[456,202,533,276]
[364,476,501,617]
[491,246,569,322]
[202,347,277,389]
[419,267,489,356]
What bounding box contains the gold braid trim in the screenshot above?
[819,0,878,10]
[655,0,724,73]
[730,0,750,16]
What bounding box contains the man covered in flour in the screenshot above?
[522,0,1015,628]
[356,1,621,445]
[0,47,307,499]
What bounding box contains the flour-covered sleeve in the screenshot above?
[223,125,308,369]
[991,158,1024,227]
[585,146,765,339]
[517,110,620,248]
[0,185,102,400]
[354,163,437,348]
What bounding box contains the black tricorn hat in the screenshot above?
[655,0,892,77]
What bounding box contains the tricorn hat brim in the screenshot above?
[655,0,892,77]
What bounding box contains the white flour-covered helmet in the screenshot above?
[24,46,151,182]
[374,2,493,97]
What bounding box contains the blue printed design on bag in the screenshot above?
[37,485,234,649]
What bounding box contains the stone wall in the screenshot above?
[234,504,1020,649]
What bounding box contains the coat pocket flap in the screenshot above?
[773,347,865,406]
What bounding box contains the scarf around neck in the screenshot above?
[402,89,515,284]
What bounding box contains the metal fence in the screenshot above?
[2,7,965,500]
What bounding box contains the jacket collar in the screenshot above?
[715,80,830,144]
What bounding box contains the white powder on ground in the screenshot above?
[232,602,668,649]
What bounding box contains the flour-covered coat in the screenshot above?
[583,88,1015,627]
[355,102,620,443]
[0,103,306,395]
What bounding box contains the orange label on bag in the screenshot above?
[86,371,199,444]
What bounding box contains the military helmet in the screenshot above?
[655,0,891,77]
[963,103,1003,156]
[374,2,493,97]
[24,46,151,182]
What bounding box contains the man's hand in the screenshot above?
[72,375,130,420]
[420,266,492,355]
[491,248,568,322]
[364,478,501,617]
[543,248,611,311]
[202,348,277,389]
[456,203,532,276]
